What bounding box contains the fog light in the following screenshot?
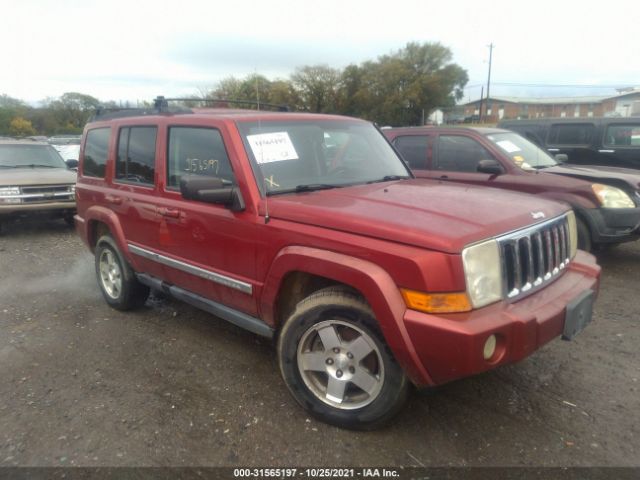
[483,334,497,360]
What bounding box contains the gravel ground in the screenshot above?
[0,218,638,467]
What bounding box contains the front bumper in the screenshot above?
[0,201,76,217]
[402,250,600,387]
[579,206,640,244]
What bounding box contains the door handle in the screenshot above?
[158,207,181,218]
[105,194,122,205]
[547,148,560,152]
[439,175,449,179]
[598,149,615,153]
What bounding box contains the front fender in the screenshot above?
[260,245,432,385]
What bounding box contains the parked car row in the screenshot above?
[383,126,640,251]
[497,117,640,170]
[71,99,601,430]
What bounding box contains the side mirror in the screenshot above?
[477,159,504,175]
[554,154,568,163]
[65,159,79,169]
[180,175,245,211]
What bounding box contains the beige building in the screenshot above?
[462,87,640,122]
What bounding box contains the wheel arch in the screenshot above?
[260,245,432,385]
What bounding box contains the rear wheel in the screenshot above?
[95,234,149,310]
[277,287,409,430]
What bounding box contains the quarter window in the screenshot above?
[436,135,494,172]
[393,135,429,169]
[115,127,157,185]
[167,127,235,189]
[82,128,110,178]
[605,124,640,147]
[548,123,595,145]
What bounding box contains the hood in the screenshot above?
[0,167,77,186]
[546,164,640,191]
[267,179,569,253]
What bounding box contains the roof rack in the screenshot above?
[89,96,290,122]
[153,96,289,112]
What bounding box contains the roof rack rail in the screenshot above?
[88,96,290,122]
[154,96,290,112]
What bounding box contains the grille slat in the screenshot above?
[499,215,572,301]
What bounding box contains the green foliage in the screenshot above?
[9,117,36,137]
[0,41,468,134]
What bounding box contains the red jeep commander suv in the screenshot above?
[75,98,600,429]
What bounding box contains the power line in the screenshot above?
[466,82,634,89]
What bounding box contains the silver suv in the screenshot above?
[0,139,77,232]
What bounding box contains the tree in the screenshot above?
[45,92,101,133]
[341,42,468,125]
[291,65,341,113]
[9,117,36,137]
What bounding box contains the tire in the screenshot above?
[576,217,592,252]
[94,234,149,311]
[277,286,409,430]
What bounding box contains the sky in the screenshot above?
[2,0,639,105]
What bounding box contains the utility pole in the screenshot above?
[485,42,494,123]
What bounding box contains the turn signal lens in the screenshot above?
[400,288,472,314]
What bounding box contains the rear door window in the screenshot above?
[435,135,494,172]
[115,126,157,185]
[548,123,595,146]
[604,124,640,147]
[82,128,110,178]
[393,135,428,169]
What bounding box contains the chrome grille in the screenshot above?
[498,214,572,301]
[18,185,74,203]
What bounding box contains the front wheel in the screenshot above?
[95,235,149,310]
[277,287,409,430]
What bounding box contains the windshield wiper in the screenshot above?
[294,183,338,192]
[0,165,20,169]
[266,183,339,196]
[20,164,59,168]
[366,175,410,184]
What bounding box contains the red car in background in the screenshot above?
[384,126,640,251]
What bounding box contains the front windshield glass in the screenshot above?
[486,132,557,170]
[0,144,67,168]
[237,119,410,195]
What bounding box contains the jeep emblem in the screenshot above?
[531,211,545,219]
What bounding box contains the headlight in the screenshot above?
[0,186,20,196]
[67,184,76,193]
[566,211,578,258]
[0,186,21,204]
[462,239,503,309]
[592,184,635,208]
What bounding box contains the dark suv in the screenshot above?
[498,117,640,170]
[75,100,600,429]
[384,126,640,251]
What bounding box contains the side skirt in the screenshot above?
[136,273,274,339]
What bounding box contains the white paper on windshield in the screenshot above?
[247,132,299,164]
[496,140,521,153]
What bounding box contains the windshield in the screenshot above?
[486,132,557,170]
[237,119,410,195]
[0,144,67,168]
